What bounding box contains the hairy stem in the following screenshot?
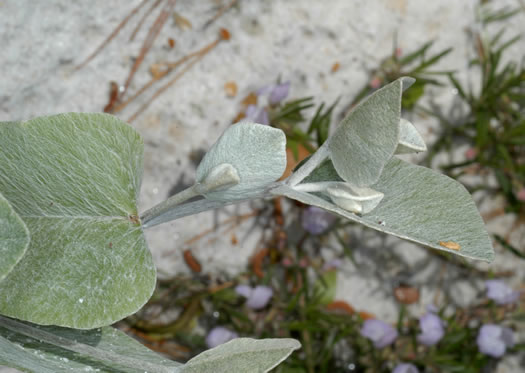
[140,185,200,227]
[285,145,329,187]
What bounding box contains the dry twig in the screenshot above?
[75,0,149,70]
[203,0,238,29]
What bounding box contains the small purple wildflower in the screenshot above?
[244,104,270,125]
[235,284,253,299]
[417,312,445,346]
[244,104,258,120]
[244,80,290,125]
[322,258,343,271]
[485,280,520,305]
[269,81,291,105]
[235,284,273,310]
[360,319,398,348]
[301,206,337,235]
[477,324,514,358]
[393,363,419,373]
[206,326,238,348]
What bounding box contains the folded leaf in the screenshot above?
[0,191,30,282]
[395,118,427,154]
[274,158,494,262]
[0,113,155,329]
[327,79,403,187]
[0,316,181,373]
[325,183,384,214]
[196,121,287,201]
[181,338,301,373]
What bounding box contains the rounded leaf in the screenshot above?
[0,192,30,282]
[328,79,402,187]
[0,113,155,328]
[196,121,287,201]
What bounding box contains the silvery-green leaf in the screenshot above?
[395,118,427,154]
[0,191,30,282]
[195,163,240,194]
[181,338,301,373]
[0,113,155,329]
[325,183,384,214]
[327,79,402,187]
[0,316,180,373]
[400,76,416,91]
[274,158,494,262]
[196,121,287,201]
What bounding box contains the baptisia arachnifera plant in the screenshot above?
[0,77,494,372]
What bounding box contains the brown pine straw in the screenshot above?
[129,0,163,42]
[126,31,229,122]
[120,0,177,99]
[113,40,219,113]
[203,0,238,29]
[74,0,149,71]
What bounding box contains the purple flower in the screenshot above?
[360,319,398,348]
[244,105,270,125]
[244,80,291,125]
[393,363,419,373]
[485,280,520,305]
[323,258,343,271]
[235,285,273,310]
[206,326,238,348]
[301,206,337,235]
[477,324,514,358]
[269,81,291,105]
[417,313,445,346]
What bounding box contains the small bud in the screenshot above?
[325,183,384,214]
[395,118,427,154]
[195,163,240,194]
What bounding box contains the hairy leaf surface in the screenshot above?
[0,191,30,282]
[181,338,301,373]
[0,316,180,373]
[196,121,287,201]
[275,158,494,261]
[328,79,402,187]
[0,113,155,328]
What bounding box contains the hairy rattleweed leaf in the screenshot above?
[180,338,301,373]
[0,191,30,282]
[276,158,494,262]
[0,316,181,373]
[0,113,155,329]
[195,121,287,201]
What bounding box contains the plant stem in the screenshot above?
[299,294,315,373]
[140,185,200,226]
[285,145,329,187]
[293,181,339,192]
[0,316,179,373]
